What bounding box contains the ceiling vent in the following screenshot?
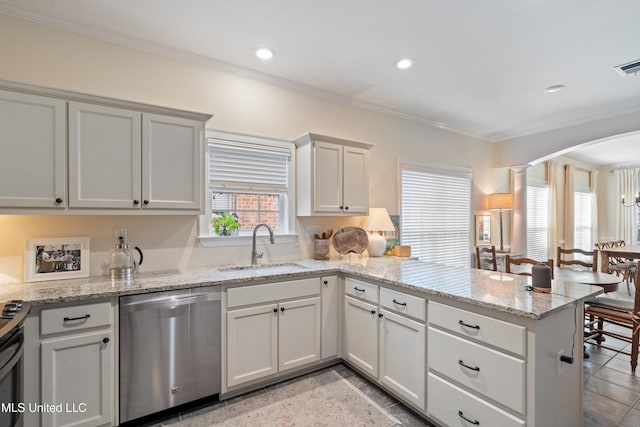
[615,59,640,76]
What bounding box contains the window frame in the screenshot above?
[573,186,593,253]
[198,130,297,247]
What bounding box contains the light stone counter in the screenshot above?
[0,257,602,320]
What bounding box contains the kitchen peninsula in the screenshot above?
[5,257,600,427]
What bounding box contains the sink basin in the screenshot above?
[217,262,309,272]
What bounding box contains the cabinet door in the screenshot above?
[41,331,114,427]
[142,114,202,210]
[69,102,142,208]
[342,145,369,214]
[313,141,343,213]
[379,308,426,410]
[321,276,339,359]
[344,295,378,377]
[0,90,66,208]
[279,297,321,371]
[227,304,278,387]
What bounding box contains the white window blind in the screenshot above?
[209,139,290,190]
[574,190,593,252]
[400,162,472,267]
[527,185,549,261]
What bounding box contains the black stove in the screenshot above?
[0,300,30,342]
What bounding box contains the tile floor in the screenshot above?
[143,285,639,427]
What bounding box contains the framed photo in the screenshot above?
[474,215,491,246]
[25,237,90,282]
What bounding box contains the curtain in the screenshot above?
[564,165,575,250]
[614,168,640,244]
[547,159,560,259]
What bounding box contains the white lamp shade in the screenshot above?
[364,208,395,232]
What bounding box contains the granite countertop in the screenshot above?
[0,257,602,320]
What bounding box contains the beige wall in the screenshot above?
[0,14,500,283]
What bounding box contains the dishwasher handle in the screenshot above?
[121,291,220,313]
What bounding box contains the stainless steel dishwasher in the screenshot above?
[119,287,221,423]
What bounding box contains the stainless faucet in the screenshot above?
[251,223,275,265]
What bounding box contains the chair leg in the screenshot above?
[626,270,632,296]
[631,325,639,374]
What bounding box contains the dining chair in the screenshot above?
[505,255,554,278]
[557,247,598,272]
[584,260,640,373]
[595,240,636,295]
[475,245,497,271]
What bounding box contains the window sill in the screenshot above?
[198,233,298,248]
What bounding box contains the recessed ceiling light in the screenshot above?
[396,58,414,70]
[544,85,565,94]
[256,47,274,60]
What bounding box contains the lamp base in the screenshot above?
[367,233,386,257]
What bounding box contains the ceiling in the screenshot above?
[2,0,640,149]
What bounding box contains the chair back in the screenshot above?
[595,240,628,265]
[557,247,598,272]
[505,255,554,278]
[475,245,497,271]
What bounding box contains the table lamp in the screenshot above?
[364,208,395,257]
[488,193,513,252]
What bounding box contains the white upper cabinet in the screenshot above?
[295,133,372,216]
[0,81,211,214]
[0,90,66,208]
[69,102,142,209]
[142,114,202,210]
[69,104,203,211]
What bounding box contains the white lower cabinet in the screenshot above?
[379,309,425,409]
[225,278,322,389]
[41,331,114,427]
[344,295,379,377]
[343,280,426,411]
[226,303,279,387]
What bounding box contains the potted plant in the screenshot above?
[210,212,241,236]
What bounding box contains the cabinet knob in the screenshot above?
[133,200,140,205]
[273,308,278,313]
[344,206,349,210]
[143,200,149,205]
[102,337,110,344]
[339,205,344,210]
[55,197,63,204]
[323,280,328,285]
[280,307,286,312]
[378,313,383,318]
[370,309,376,315]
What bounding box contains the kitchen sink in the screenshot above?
[217,262,309,272]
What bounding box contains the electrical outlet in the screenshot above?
[115,228,127,244]
[557,350,566,375]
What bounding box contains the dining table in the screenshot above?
[598,244,640,273]
[554,268,622,293]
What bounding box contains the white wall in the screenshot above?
[0,14,499,283]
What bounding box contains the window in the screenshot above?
[527,184,549,261]
[400,161,472,267]
[200,130,295,244]
[574,190,593,252]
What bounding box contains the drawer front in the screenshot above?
[429,301,526,356]
[41,301,112,336]
[344,278,379,304]
[428,372,526,427]
[379,287,425,321]
[227,278,320,308]
[428,327,526,414]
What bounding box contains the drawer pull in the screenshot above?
[370,309,376,315]
[458,359,480,372]
[354,287,366,292]
[458,320,480,330]
[458,410,480,425]
[63,314,91,322]
[392,299,407,306]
